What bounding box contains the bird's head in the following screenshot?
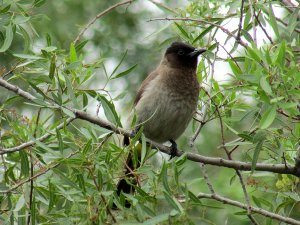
[164,42,206,69]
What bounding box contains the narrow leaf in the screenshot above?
[111,50,127,76]
[0,24,13,52]
[63,74,80,109]
[259,105,276,129]
[69,42,77,63]
[260,77,272,95]
[174,22,190,39]
[268,3,279,38]
[56,128,63,153]
[49,55,56,80]
[252,140,264,173]
[19,151,29,177]
[112,64,137,79]
[98,95,122,127]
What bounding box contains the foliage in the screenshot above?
[0,0,300,224]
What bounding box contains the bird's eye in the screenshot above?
[178,50,184,55]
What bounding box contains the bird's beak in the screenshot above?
[188,48,207,58]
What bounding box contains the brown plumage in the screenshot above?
[134,42,205,143]
[116,42,206,207]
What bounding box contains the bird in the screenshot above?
[116,41,206,206]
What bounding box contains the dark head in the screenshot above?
[164,42,206,69]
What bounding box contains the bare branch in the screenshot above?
[148,17,248,48]
[237,0,245,42]
[199,163,215,194]
[1,151,79,194]
[0,77,299,176]
[249,0,257,45]
[74,0,135,44]
[0,118,75,155]
[254,9,273,44]
[197,192,300,225]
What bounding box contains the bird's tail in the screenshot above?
[115,135,141,208]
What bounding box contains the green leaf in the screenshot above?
[287,8,299,36]
[174,22,190,39]
[75,40,88,52]
[275,41,285,65]
[56,128,64,153]
[49,55,56,80]
[53,169,81,190]
[260,77,272,95]
[188,191,202,204]
[228,59,242,76]
[13,54,42,60]
[112,64,137,79]
[33,0,47,7]
[14,195,25,211]
[163,191,183,212]
[259,105,276,129]
[247,47,261,63]
[268,3,279,38]
[140,213,171,225]
[193,25,214,44]
[63,74,80,109]
[48,181,54,212]
[252,139,264,173]
[28,81,47,99]
[31,197,36,225]
[0,24,13,52]
[82,139,92,154]
[0,4,11,14]
[160,161,171,193]
[98,95,122,127]
[18,25,31,52]
[61,107,75,118]
[111,50,128,77]
[69,42,77,63]
[36,140,54,152]
[19,151,29,177]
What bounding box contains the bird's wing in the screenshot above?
[134,70,159,106]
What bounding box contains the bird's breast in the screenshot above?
[135,70,199,143]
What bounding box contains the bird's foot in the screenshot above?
[169,140,178,160]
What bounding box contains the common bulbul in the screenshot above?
[116,41,206,206]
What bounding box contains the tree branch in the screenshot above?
[0,77,299,177]
[148,17,248,48]
[0,118,75,155]
[236,0,245,42]
[74,0,135,44]
[197,192,300,225]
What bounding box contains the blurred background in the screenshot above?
[1,0,299,224]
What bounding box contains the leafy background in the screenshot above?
[0,0,299,224]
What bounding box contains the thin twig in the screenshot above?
[0,118,75,155]
[202,87,258,223]
[148,17,248,48]
[237,0,245,42]
[74,0,135,44]
[249,0,257,45]
[200,163,215,194]
[197,192,300,225]
[0,77,298,176]
[235,170,259,224]
[254,10,273,44]
[27,108,42,225]
[1,151,79,194]
[148,0,178,14]
[217,41,242,71]
[87,167,117,223]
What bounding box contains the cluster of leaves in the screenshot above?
[0,0,300,224]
